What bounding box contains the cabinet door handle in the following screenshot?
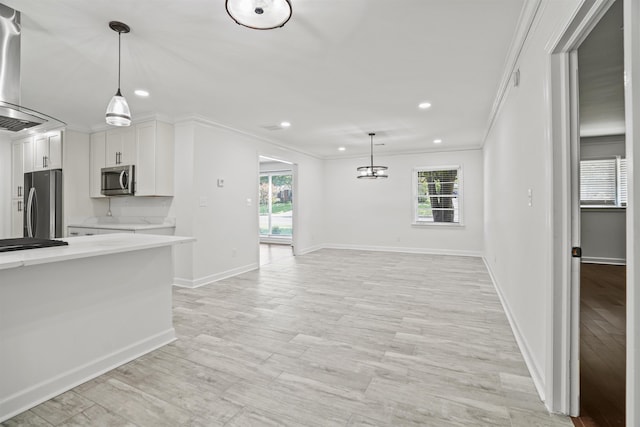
[44,156,48,168]
[17,200,22,211]
[69,232,79,236]
[17,186,22,197]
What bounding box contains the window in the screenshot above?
[580,157,627,207]
[413,166,462,225]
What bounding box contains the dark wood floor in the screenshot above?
[572,263,626,427]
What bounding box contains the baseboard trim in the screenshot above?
[482,257,546,403]
[294,244,325,256]
[324,243,483,258]
[0,329,176,423]
[173,263,259,289]
[582,257,626,265]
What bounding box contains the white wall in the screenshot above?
[170,118,325,287]
[580,135,626,264]
[0,135,11,238]
[483,0,582,403]
[323,149,484,256]
[62,130,108,230]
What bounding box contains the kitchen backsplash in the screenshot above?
[108,196,173,218]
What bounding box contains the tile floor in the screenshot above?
[2,249,573,426]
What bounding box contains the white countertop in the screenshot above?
[67,223,176,231]
[0,234,195,271]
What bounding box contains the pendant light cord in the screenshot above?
[370,133,374,167]
[117,31,122,92]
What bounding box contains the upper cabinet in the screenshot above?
[16,131,63,174]
[135,121,174,196]
[90,120,174,198]
[105,127,135,167]
[11,140,25,199]
[33,131,63,171]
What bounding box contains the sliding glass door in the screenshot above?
[259,172,293,239]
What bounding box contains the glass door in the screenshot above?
[259,172,293,239]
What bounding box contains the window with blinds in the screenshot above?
[580,157,627,207]
[413,166,462,224]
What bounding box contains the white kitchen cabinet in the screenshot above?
[90,120,174,197]
[11,198,23,238]
[32,131,62,171]
[105,127,135,167]
[11,140,25,199]
[135,120,174,196]
[89,132,106,198]
[23,136,34,173]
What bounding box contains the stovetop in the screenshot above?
[0,238,69,253]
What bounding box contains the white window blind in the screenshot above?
[580,157,626,207]
[619,158,627,206]
[414,166,461,224]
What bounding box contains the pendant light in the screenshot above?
[357,133,388,179]
[226,0,292,30]
[105,21,131,127]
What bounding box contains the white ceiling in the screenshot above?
[3,0,525,158]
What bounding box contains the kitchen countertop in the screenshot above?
[67,223,176,231]
[0,233,194,271]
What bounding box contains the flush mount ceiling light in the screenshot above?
[226,0,292,30]
[357,133,388,179]
[418,102,432,109]
[105,21,131,127]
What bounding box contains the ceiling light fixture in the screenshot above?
[418,102,432,109]
[105,21,131,127]
[338,147,346,151]
[280,121,291,128]
[433,139,443,144]
[226,0,292,30]
[357,133,388,179]
[134,89,150,97]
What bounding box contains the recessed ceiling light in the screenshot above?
[433,139,443,144]
[338,147,346,151]
[134,89,150,97]
[418,102,432,109]
[280,121,291,128]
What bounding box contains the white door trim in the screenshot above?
[546,0,617,416]
[623,0,640,423]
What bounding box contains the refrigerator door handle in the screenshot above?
[26,187,35,237]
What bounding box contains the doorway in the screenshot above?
[258,156,295,265]
[574,2,626,425]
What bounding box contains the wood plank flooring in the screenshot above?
[2,249,573,426]
[572,263,626,427]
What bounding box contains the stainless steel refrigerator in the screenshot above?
[23,169,63,239]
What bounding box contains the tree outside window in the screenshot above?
[414,166,462,225]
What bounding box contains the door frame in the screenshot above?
[547,0,631,418]
[257,155,299,254]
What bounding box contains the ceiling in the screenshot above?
[3,0,525,158]
[578,0,624,137]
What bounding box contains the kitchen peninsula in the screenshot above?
[0,233,194,422]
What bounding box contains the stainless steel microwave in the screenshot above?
[101,165,135,196]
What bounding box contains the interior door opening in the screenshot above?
[258,156,295,265]
[572,1,627,425]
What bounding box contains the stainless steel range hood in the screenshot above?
[0,3,63,132]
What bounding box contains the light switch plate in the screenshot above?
[217,179,224,188]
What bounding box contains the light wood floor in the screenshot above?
[2,250,573,426]
[572,263,626,427]
[260,243,293,266]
